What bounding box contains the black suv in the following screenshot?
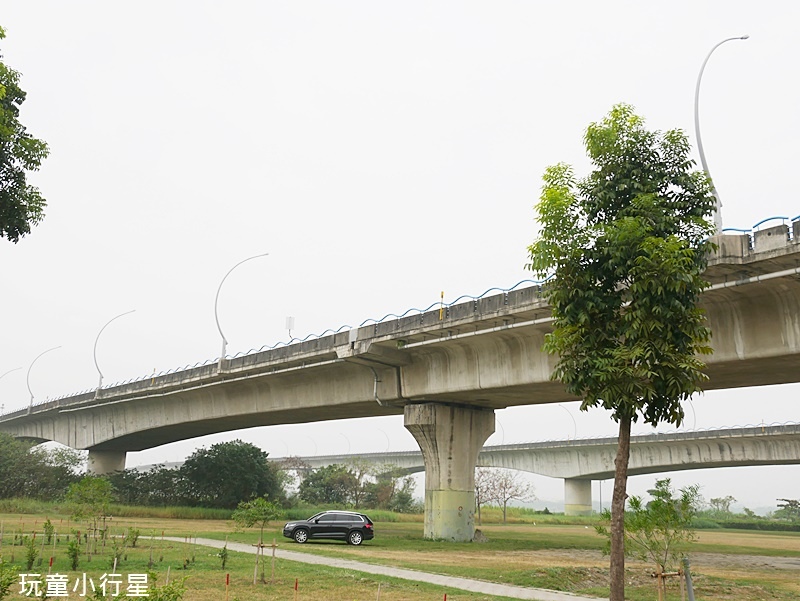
[282,511,374,545]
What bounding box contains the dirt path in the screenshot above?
[692,551,800,571]
[170,537,607,601]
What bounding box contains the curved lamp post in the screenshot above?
[495,418,506,445]
[378,428,391,452]
[93,310,136,390]
[0,367,22,382]
[694,35,749,232]
[558,403,578,440]
[214,252,269,365]
[0,368,21,416]
[27,346,62,412]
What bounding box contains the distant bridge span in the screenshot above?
[290,423,800,514]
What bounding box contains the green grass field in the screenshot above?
[1,508,798,600]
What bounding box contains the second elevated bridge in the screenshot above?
[289,423,800,515]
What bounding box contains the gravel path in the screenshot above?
[168,537,607,601]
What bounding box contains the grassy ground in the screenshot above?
[1,510,798,600]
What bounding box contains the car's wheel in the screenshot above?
[293,529,309,544]
[347,530,363,546]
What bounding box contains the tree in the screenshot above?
[528,104,715,601]
[179,440,284,509]
[0,433,32,498]
[362,465,416,512]
[345,459,374,509]
[66,475,113,558]
[708,495,736,516]
[482,469,535,523]
[474,467,491,525]
[273,456,311,497]
[109,465,186,506]
[598,479,701,581]
[25,444,84,499]
[232,496,283,583]
[0,26,50,243]
[0,435,82,500]
[776,498,800,521]
[298,464,356,506]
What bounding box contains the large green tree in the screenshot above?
[528,104,715,601]
[0,26,49,243]
[0,432,31,497]
[179,440,285,509]
[0,434,82,499]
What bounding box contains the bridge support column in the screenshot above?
[404,403,494,541]
[87,450,126,475]
[564,478,592,516]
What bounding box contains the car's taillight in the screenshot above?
[365,523,372,529]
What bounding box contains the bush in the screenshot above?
[690,517,722,529]
[67,540,80,571]
[148,574,187,601]
[0,557,18,600]
[717,520,800,532]
[24,537,38,571]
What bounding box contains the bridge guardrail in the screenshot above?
[2,215,797,418]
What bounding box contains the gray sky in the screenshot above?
[1,1,798,510]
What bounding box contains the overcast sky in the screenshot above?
[1,1,798,511]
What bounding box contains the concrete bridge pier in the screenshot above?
[87,450,127,475]
[404,403,494,541]
[564,478,593,516]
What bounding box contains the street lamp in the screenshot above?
[214,252,269,365]
[27,346,61,412]
[0,368,21,416]
[558,403,578,440]
[0,367,22,382]
[694,35,749,232]
[93,310,136,391]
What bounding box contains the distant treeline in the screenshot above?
[0,434,418,512]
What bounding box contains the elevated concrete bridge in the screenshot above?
[1,223,800,540]
[292,423,800,515]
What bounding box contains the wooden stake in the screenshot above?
[681,568,686,601]
[376,582,382,600]
[225,573,229,601]
[271,538,277,584]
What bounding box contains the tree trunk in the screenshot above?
[610,415,632,601]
